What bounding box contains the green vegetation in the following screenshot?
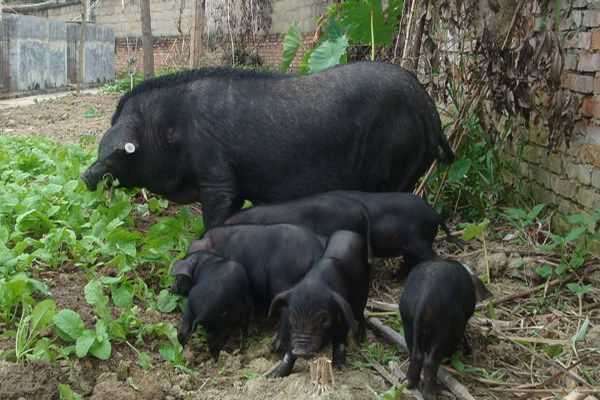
[0,134,203,372]
[103,66,188,93]
[280,0,403,73]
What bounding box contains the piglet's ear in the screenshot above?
[187,238,212,255]
[268,290,291,317]
[170,258,196,278]
[472,275,492,303]
[332,291,359,335]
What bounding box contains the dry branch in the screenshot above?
[388,361,426,400]
[367,317,476,400]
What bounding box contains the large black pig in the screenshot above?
[174,223,328,351]
[81,62,453,229]
[225,190,462,278]
[175,254,253,361]
[399,260,491,400]
[268,230,370,377]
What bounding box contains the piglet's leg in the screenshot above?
[422,351,441,400]
[331,331,348,369]
[269,351,297,378]
[270,310,290,352]
[406,346,423,389]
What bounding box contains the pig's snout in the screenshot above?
[291,334,319,359]
[80,171,95,191]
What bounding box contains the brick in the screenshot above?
[583,98,600,118]
[578,53,600,72]
[565,162,593,185]
[564,53,578,71]
[551,175,579,200]
[532,166,552,189]
[568,73,595,93]
[593,31,600,50]
[531,183,558,206]
[577,186,600,210]
[583,9,600,28]
[565,32,591,49]
[592,169,600,189]
[547,152,562,174]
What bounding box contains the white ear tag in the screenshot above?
[125,142,136,154]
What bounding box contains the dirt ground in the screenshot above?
[0,92,599,399]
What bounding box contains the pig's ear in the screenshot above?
[332,291,359,335]
[268,290,291,317]
[170,258,195,278]
[187,238,212,254]
[471,275,492,302]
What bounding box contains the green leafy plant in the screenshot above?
[462,218,494,318]
[84,107,105,118]
[280,0,402,73]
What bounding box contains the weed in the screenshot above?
[84,107,105,118]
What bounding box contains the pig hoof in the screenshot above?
[405,378,416,389]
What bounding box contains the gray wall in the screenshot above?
[5,15,67,92]
[3,15,114,93]
[67,23,115,85]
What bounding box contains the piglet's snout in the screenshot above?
[291,334,318,359]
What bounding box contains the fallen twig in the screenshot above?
[490,328,593,389]
[435,229,464,242]
[388,361,425,400]
[475,273,575,311]
[367,317,476,400]
[359,350,403,390]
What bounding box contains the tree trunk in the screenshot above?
[189,0,205,68]
[409,0,430,72]
[140,0,154,79]
[77,0,86,94]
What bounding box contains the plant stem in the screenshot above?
[364,311,397,317]
[481,233,495,319]
[370,10,375,61]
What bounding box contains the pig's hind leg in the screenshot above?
[422,348,442,400]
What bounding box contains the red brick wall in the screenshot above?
[114,33,311,76]
[115,37,191,77]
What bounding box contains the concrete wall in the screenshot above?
[4,15,67,92]
[3,14,115,94]
[66,22,115,84]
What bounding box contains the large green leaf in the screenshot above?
[339,0,403,47]
[30,299,55,337]
[52,309,85,342]
[89,337,111,360]
[75,329,96,357]
[157,290,179,313]
[448,158,472,182]
[280,21,301,73]
[308,36,349,73]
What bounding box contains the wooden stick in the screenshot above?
[360,351,403,389]
[367,317,476,400]
[367,301,512,329]
[388,361,426,400]
[435,229,464,242]
[475,273,575,310]
[503,336,568,345]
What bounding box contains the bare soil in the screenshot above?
[0,92,599,400]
